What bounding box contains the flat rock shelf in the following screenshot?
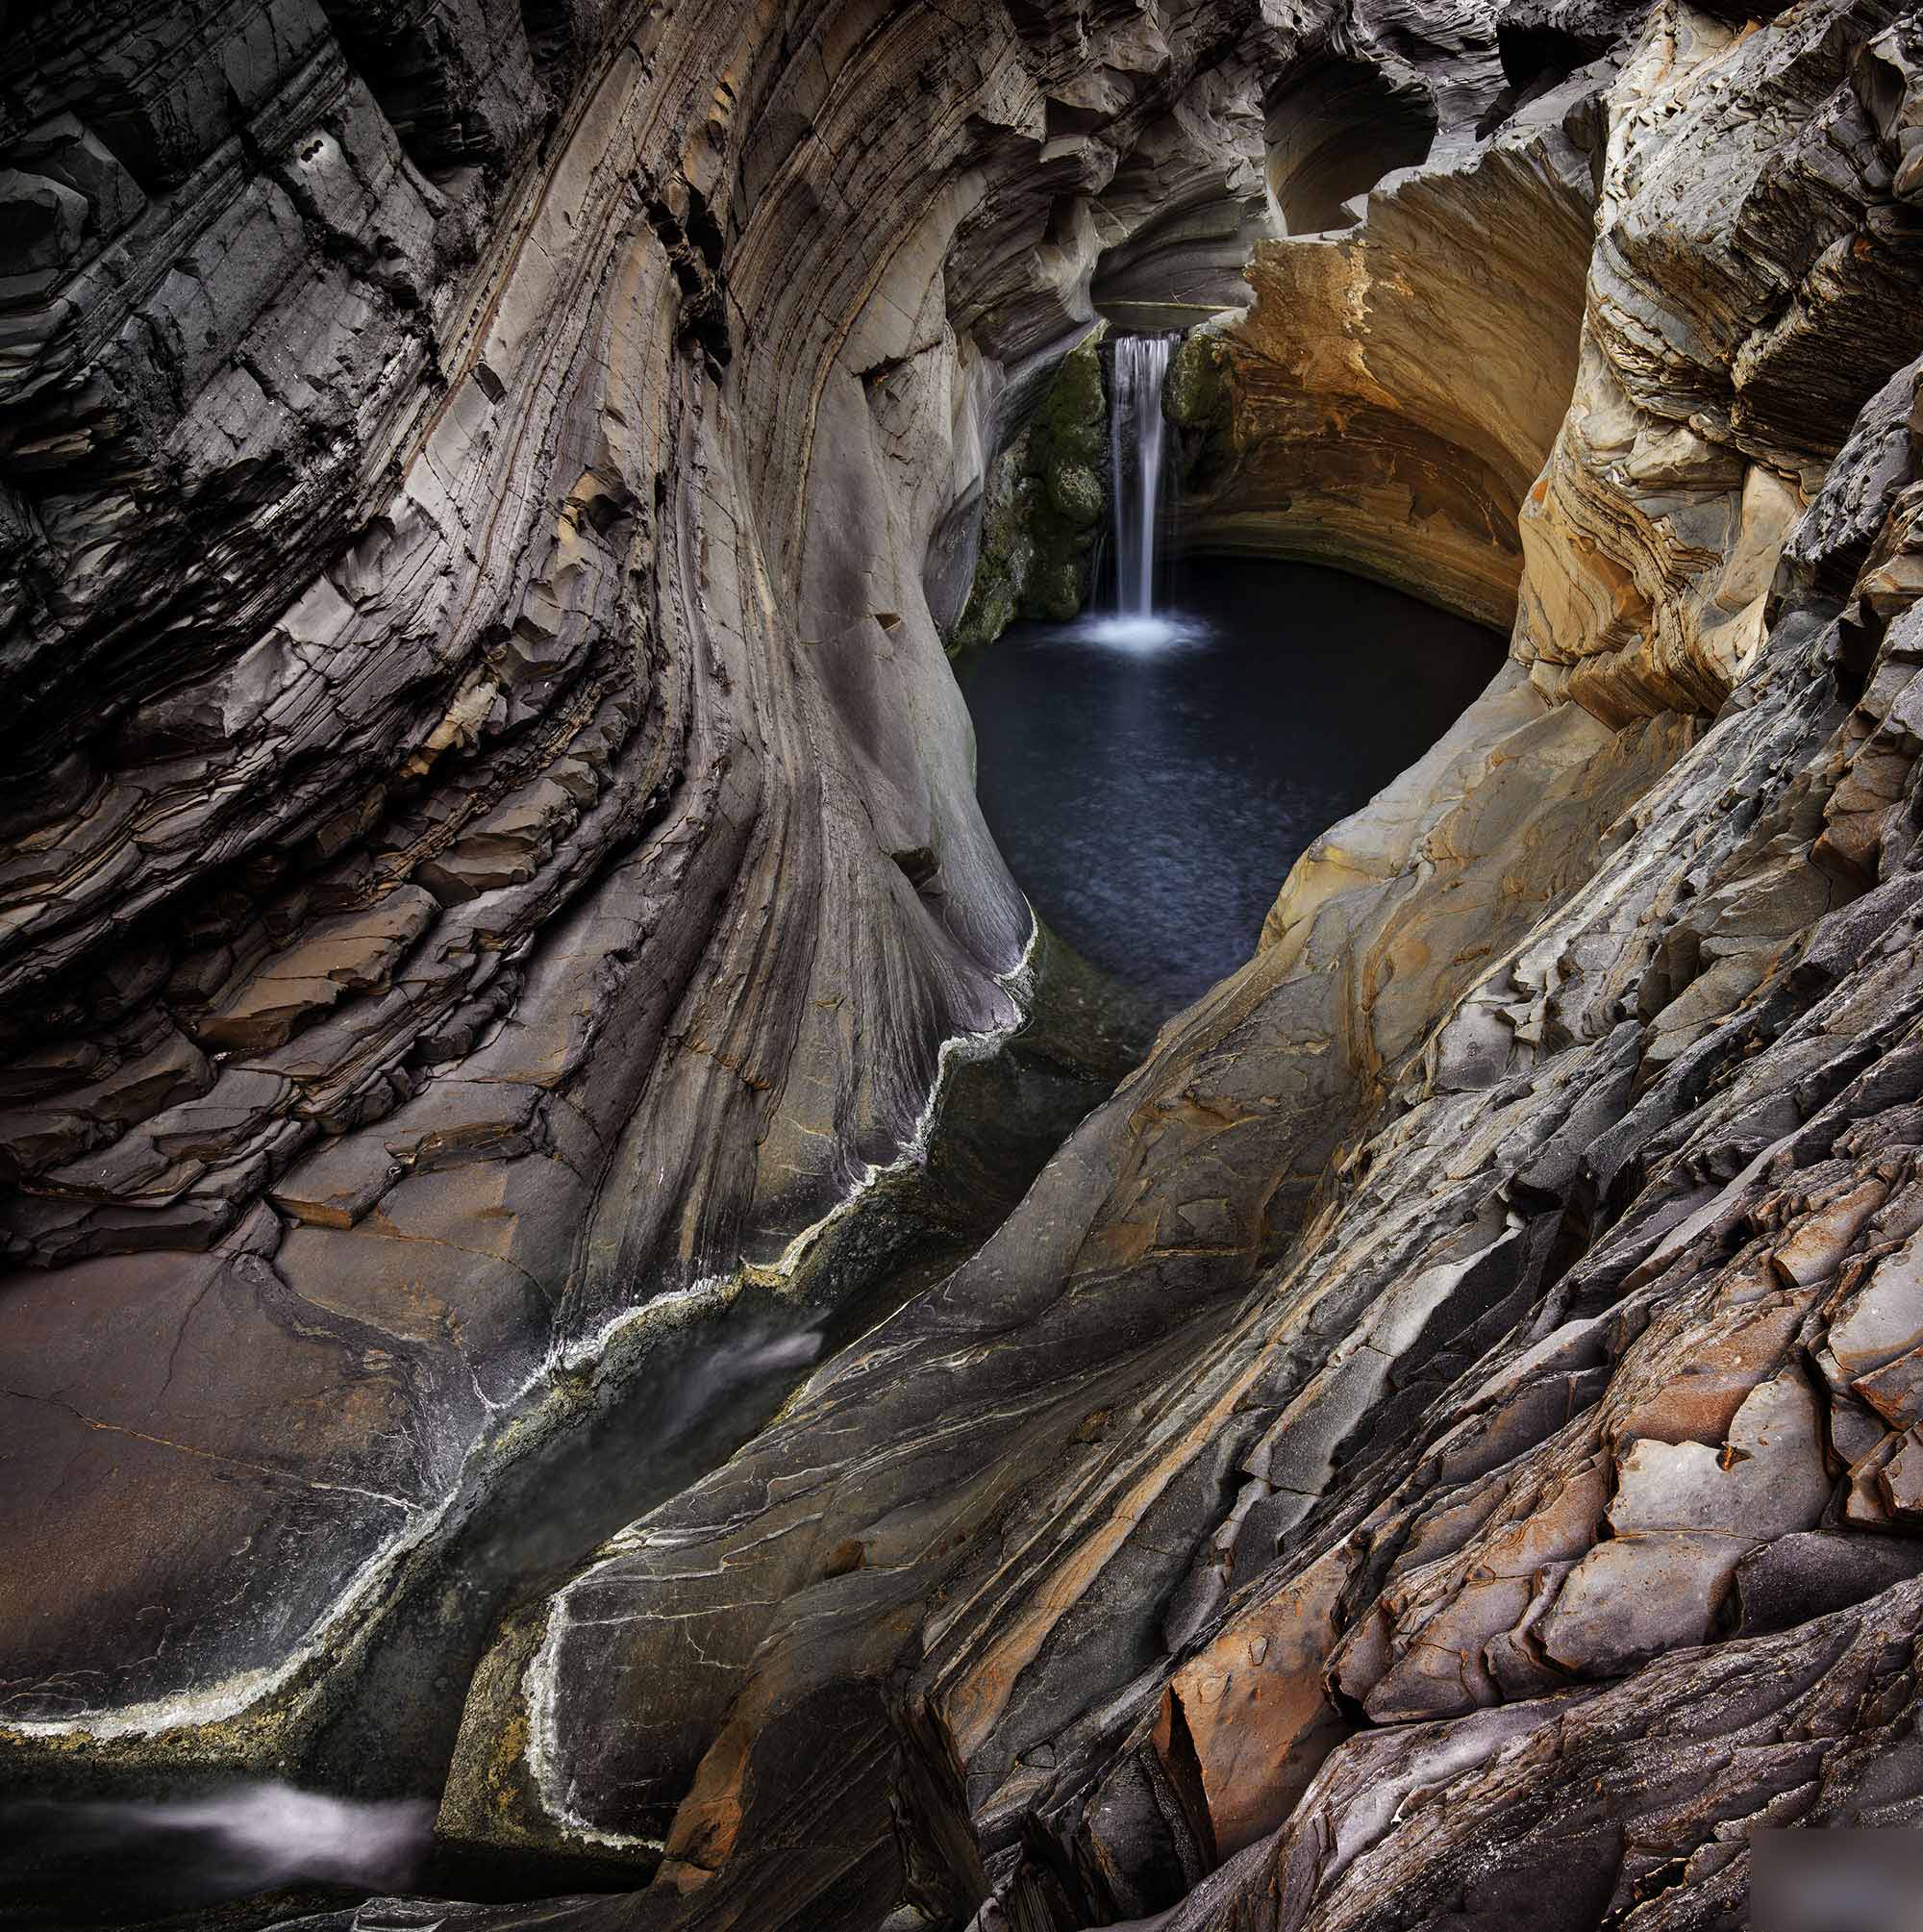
[960,559,1503,1016]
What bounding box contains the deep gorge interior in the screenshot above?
[4,2,1923,1928]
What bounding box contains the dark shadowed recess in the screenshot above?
[960,558,1504,1017]
[1263,51,1439,233]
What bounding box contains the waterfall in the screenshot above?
[1109,334,1176,620]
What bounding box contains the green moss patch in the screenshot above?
[951,328,1109,648]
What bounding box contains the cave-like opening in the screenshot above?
[1263,52,1438,236]
[1474,24,1596,136]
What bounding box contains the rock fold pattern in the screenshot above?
[5,2,1923,1932]
[0,0,1267,1762]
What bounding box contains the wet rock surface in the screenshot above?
[7,0,1923,1929]
[950,332,1111,649]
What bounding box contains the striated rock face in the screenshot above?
[0,0,1266,1785]
[1516,1,1923,721]
[1168,50,1605,630]
[401,3,1923,1929]
[9,1,1923,1931]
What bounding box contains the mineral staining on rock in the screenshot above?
[1167,52,1605,632]
[6,0,1923,1929]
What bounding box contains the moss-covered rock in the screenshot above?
[1031,330,1107,470]
[1024,549,1086,621]
[1163,326,1226,427]
[950,436,1038,652]
[1013,328,1108,623]
[1045,458,1103,530]
[949,328,1109,650]
[1163,316,1236,494]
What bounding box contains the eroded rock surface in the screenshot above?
[8,0,1923,1929]
[0,0,1261,1782]
[413,4,1923,1928]
[1168,25,1611,629]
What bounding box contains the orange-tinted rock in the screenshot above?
[1166,1548,1350,1857]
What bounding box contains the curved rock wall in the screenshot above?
[407,4,1923,1929]
[1263,48,1438,235]
[1085,49,1271,331]
[1518,1,1923,721]
[0,0,1272,1776]
[1169,54,1604,630]
[8,0,1923,1929]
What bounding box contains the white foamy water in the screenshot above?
[1073,612,1207,652]
[2,1781,436,1914]
[134,1783,435,1886]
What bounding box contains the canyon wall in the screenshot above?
[4,1,1923,1930]
[421,3,1923,1929]
[0,0,1269,1781]
[1168,60,1600,630]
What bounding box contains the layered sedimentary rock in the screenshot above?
[1084,51,1270,332]
[0,0,1270,1783]
[1516,0,1923,722]
[11,1,1923,1930]
[1167,50,1604,630]
[410,3,1923,1929]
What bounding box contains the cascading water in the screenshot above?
[1096,334,1186,648]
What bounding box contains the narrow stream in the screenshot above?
[8,337,1492,1930]
[959,559,1504,1016]
[0,933,1146,1931]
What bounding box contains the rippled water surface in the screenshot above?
[960,559,1503,1016]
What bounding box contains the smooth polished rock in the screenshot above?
[1170,63,1608,630]
[0,0,1246,1790]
